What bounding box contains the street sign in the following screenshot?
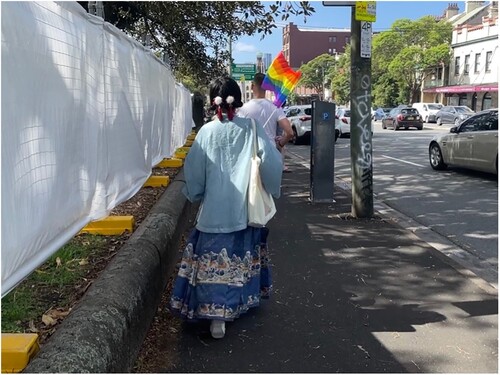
[355,1,376,22]
[231,64,256,80]
[360,21,372,58]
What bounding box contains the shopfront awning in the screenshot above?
[423,83,498,93]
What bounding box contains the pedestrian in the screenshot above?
[169,76,283,339]
[238,73,294,172]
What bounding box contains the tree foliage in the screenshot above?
[298,54,337,100]
[372,16,453,105]
[78,2,315,89]
[329,48,350,105]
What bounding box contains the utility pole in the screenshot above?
[349,5,373,218]
[228,35,232,77]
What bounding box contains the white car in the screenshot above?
[285,105,312,145]
[412,102,443,123]
[335,108,351,137]
[429,109,498,174]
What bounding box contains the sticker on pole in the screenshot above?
[360,21,372,58]
[355,1,376,22]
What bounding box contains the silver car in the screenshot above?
[429,109,498,174]
[435,105,474,126]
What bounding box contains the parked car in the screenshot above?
[435,106,474,126]
[335,108,351,137]
[412,102,443,123]
[285,105,312,145]
[382,107,423,130]
[429,109,498,174]
[372,107,392,121]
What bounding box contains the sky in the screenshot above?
[232,0,466,63]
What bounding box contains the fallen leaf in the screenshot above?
[79,259,89,266]
[28,320,39,333]
[42,314,56,327]
[56,257,62,268]
[46,308,70,320]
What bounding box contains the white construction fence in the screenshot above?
[1,2,194,296]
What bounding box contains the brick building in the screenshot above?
[282,22,350,69]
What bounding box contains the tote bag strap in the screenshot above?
[251,118,258,158]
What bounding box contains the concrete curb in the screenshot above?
[25,170,197,373]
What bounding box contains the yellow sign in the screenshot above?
[355,1,376,22]
[240,75,246,82]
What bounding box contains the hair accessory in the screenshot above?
[214,96,223,105]
[226,96,234,104]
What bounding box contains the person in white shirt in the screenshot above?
[238,73,294,171]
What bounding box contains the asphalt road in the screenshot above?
[287,121,498,286]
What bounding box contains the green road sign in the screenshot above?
[232,63,256,80]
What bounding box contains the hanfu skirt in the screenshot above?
[169,226,271,321]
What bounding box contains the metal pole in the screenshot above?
[349,6,373,218]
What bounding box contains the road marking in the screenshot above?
[381,155,425,168]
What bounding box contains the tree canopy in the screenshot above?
[78,2,315,90]
[298,54,338,100]
[372,16,453,105]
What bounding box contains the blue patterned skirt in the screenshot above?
[169,226,271,321]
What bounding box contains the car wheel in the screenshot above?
[417,125,423,130]
[335,129,340,142]
[436,117,442,126]
[292,128,302,145]
[429,142,447,170]
[454,118,460,126]
[382,121,387,129]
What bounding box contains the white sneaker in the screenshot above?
[210,320,226,339]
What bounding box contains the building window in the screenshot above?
[464,55,470,75]
[474,53,481,73]
[329,36,336,43]
[482,92,492,110]
[459,93,468,106]
[486,51,492,72]
[454,57,460,75]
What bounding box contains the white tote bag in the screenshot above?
[248,119,277,227]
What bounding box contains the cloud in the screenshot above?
[234,42,257,53]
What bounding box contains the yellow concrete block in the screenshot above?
[80,216,134,235]
[143,175,170,188]
[1,333,40,373]
[174,152,187,159]
[184,140,193,147]
[187,134,196,141]
[155,158,183,168]
[177,146,191,153]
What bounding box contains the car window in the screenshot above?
[401,108,418,115]
[459,113,489,132]
[304,108,312,116]
[287,108,299,117]
[476,112,498,131]
[389,108,398,116]
[342,110,351,117]
[428,104,442,110]
[457,107,474,113]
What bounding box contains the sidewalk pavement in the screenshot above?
[25,153,497,373]
[166,156,497,373]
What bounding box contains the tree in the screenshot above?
[329,48,350,105]
[372,16,453,104]
[298,54,337,100]
[78,2,315,88]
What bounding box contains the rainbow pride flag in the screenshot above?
[262,51,302,108]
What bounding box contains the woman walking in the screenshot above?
[169,77,283,339]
